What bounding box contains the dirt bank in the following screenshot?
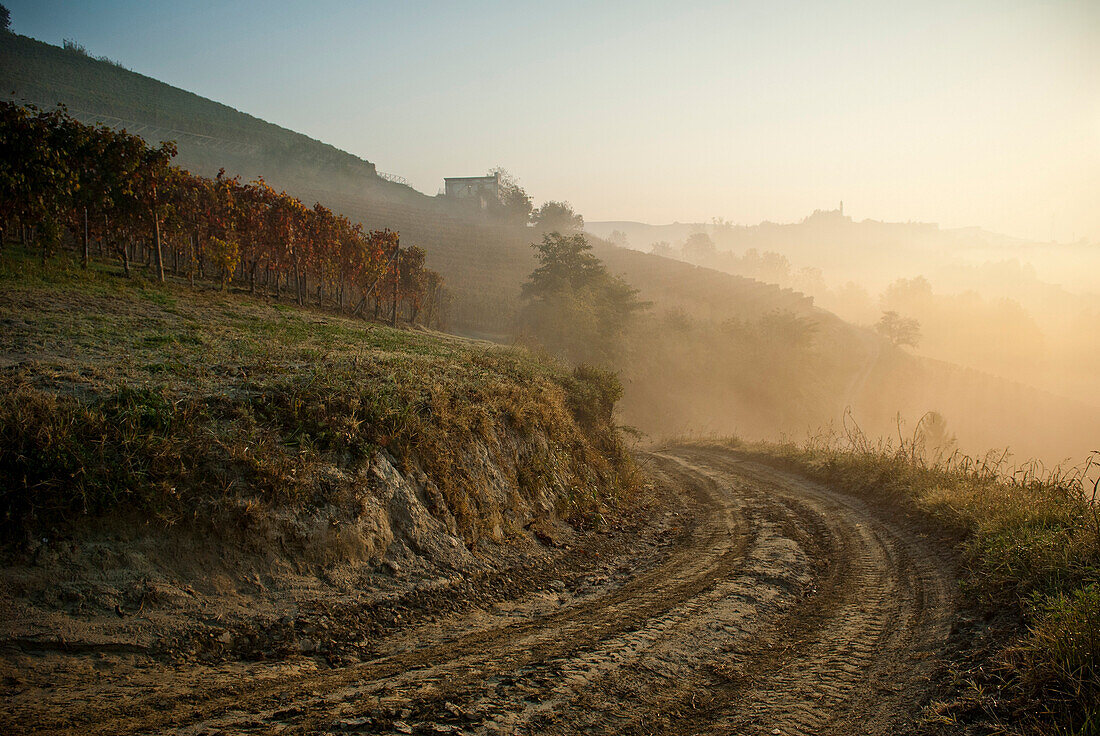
[0,259,643,732]
[1,446,958,735]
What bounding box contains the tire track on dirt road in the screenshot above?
[664,447,957,736]
[4,446,956,735]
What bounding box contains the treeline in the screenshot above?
[0,100,446,326]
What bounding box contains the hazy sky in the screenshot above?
[8,0,1100,241]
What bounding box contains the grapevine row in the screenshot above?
[0,100,445,326]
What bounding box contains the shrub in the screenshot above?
[566,364,623,429]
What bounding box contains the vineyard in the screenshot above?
[0,101,445,326]
[301,186,821,336]
[295,186,534,333]
[1,30,822,338]
[1,28,876,442]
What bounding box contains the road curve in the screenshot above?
[4,445,957,736]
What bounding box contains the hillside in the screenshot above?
[5,31,1094,465]
[294,186,817,334]
[0,249,672,733]
[0,251,633,543]
[0,31,816,336]
[0,32,384,190]
[0,244,643,633]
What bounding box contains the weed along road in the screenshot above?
[6,446,957,736]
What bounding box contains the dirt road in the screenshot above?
[2,446,957,735]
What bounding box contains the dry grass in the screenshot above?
[728,429,1100,735]
[0,250,635,547]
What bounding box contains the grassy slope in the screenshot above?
[737,438,1100,735]
[0,250,634,547]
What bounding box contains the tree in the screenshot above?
[649,241,674,257]
[914,410,956,463]
[881,276,933,315]
[532,201,583,233]
[518,232,647,365]
[397,245,428,321]
[138,140,178,282]
[682,231,715,261]
[0,103,78,262]
[1,5,10,32]
[739,249,791,283]
[207,236,239,291]
[487,167,532,225]
[876,310,921,348]
[759,310,818,350]
[421,269,447,329]
[95,121,149,277]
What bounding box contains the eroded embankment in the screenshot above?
[0,263,636,673]
[1,446,958,736]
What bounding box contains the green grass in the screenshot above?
[0,249,634,547]
[730,434,1100,735]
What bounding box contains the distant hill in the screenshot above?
[587,212,1099,295]
[587,212,947,291]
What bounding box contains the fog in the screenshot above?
[585,213,1099,469]
[9,0,1096,472]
